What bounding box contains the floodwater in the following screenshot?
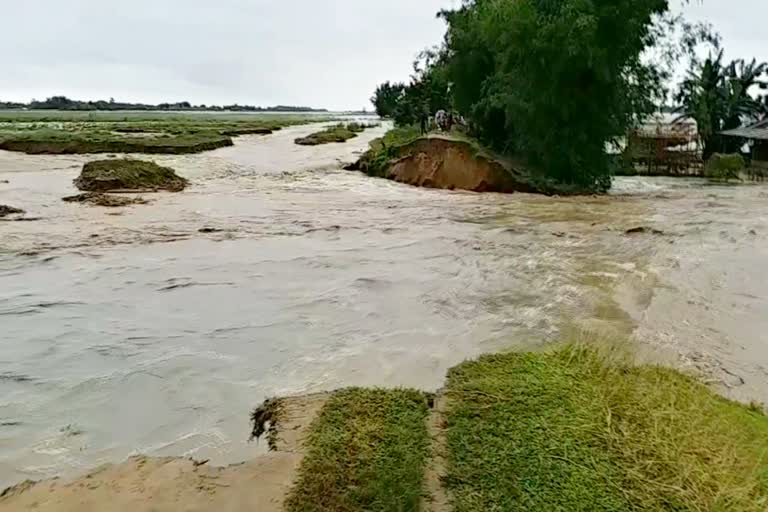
[1,122,767,488]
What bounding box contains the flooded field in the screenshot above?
[1,123,767,488]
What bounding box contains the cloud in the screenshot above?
[675,0,765,63]
[2,1,763,110]
[1,0,455,110]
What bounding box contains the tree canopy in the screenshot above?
[380,50,452,127]
[369,0,767,189]
[440,0,669,192]
[371,82,405,118]
[676,53,767,158]
[370,0,681,192]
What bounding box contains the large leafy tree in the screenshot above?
[676,52,767,158]
[440,0,670,192]
[389,49,451,127]
[371,82,405,118]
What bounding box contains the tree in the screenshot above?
[676,52,767,158]
[440,0,670,192]
[391,49,451,126]
[371,47,452,126]
[371,82,405,118]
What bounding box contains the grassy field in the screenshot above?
[281,344,768,511]
[444,345,768,511]
[294,122,379,146]
[284,388,431,512]
[0,111,331,154]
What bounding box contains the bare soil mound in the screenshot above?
[352,135,540,194]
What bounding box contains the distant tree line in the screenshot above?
[0,96,327,112]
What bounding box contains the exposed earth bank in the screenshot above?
[349,135,544,194]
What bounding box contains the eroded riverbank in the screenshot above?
[1,124,767,489]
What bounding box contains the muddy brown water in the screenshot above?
[1,122,767,488]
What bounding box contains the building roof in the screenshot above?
[722,119,768,140]
[633,113,697,140]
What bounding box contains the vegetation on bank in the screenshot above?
[350,125,422,177]
[444,345,768,511]
[372,0,676,192]
[284,388,430,512]
[676,54,767,160]
[294,122,379,146]
[351,126,586,195]
[75,159,187,192]
[0,113,329,155]
[272,343,768,511]
[371,1,768,189]
[705,153,746,181]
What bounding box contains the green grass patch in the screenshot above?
[285,388,431,512]
[0,113,330,154]
[294,122,378,146]
[75,159,187,192]
[352,125,422,177]
[445,345,768,511]
[705,153,746,182]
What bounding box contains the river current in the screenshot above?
[1,122,767,487]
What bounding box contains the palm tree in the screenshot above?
[676,52,767,159]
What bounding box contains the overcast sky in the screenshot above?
[1,0,764,110]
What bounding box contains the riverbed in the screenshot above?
[1,123,767,488]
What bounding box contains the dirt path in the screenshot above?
[0,394,327,512]
[422,393,452,512]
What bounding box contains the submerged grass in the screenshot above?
[294,122,379,146]
[285,388,431,512]
[0,112,330,154]
[444,345,768,511]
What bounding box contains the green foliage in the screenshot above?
[371,50,452,128]
[345,121,379,133]
[294,122,377,146]
[285,388,430,512]
[395,51,452,127]
[445,345,768,511]
[75,159,187,192]
[705,153,745,181]
[441,0,670,192]
[0,113,327,154]
[676,53,767,158]
[371,82,405,118]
